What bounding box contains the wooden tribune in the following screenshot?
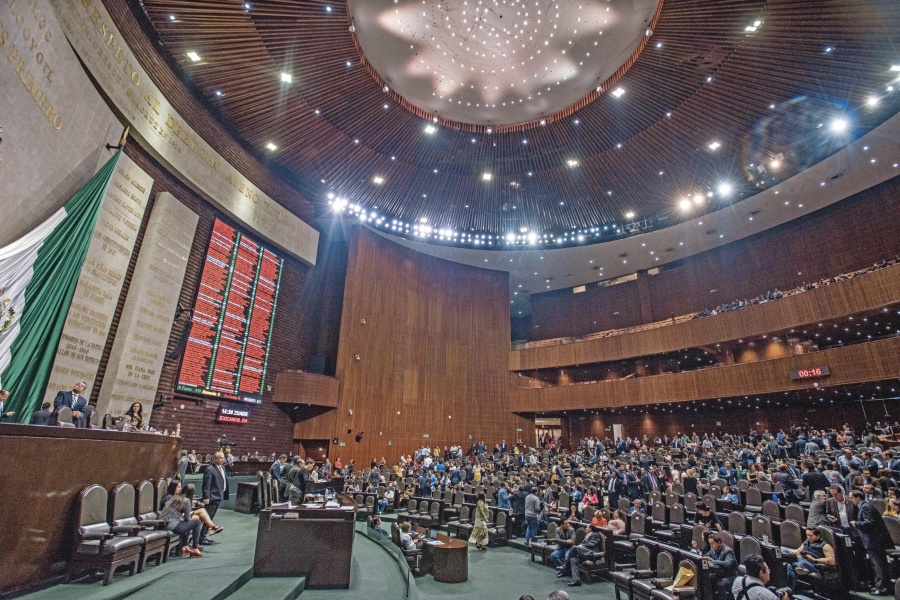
[253,493,357,588]
[415,525,468,583]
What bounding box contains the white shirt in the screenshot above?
[837,501,849,527]
[217,465,227,492]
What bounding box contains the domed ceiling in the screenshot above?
[347,0,661,127]
[134,0,900,247]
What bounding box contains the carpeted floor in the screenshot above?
[19,509,617,600]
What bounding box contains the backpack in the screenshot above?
[734,576,764,600]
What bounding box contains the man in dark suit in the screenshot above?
[28,402,54,425]
[52,381,87,426]
[825,485,857,531]
[641,467,662,495]
[850,489,893,595]
[565,525,604,587]
[0,389,15,421]
[201,451,229,545]
[270,454,288,495]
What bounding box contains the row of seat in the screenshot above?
[68,480,176,585]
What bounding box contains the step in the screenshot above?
[224,577,305,600]
[124,566,253,600]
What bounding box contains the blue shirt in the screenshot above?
[497,488,511,510]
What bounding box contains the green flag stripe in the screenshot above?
[1,150,121,422]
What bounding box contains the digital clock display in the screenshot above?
[216,405,251,425]
[789,366,831,381]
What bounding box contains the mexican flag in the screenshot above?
[0,150,121,422]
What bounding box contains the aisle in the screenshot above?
[415,544,616,600]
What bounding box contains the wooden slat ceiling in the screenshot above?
[135,0,900,236]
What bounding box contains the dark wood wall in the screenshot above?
[511,263,900,370]
[293,228,531,464]
[122,142,320,456]
[529,175,900,340]
[563,401,889,443]
[511,335,900,412]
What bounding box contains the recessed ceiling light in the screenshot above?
[867,96,879,107]
[611,87,625,98]
[265,142,277,151]
[891,65,900,72]
[280,72,292,83]
[424,124,437,134]
[169,14,176,20]
[678,199,692,211]
[566,159,579,168]
[708,141,721,151]
[482,172,492,181]
[215,90,223,96]
[187,51,201,62]
[717,182,733,196]
[373,176,384,185]
[830,117,849,133]
[625,211,635,219]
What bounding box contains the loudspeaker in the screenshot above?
[309,355,327,374]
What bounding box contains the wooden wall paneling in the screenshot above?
[511,264,900,371]
[296,227,518,464]
[123,143,314,455]
[563,401,879,442]
[528,175,900,342]
[511,336,900,412]
[0,427,179,595]
[273,372,341,408]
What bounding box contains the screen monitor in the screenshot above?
[176,218,283,404]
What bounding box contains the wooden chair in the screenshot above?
[67,485,144,585]
[649,560,699,600]
[528,521,557,564]
[612,544,652,600]
[110,482,168,572]
[632,550,676,600]
[136,480,177,560]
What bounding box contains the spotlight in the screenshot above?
[717,183,733,196]
[830,117,849,133]
[679,199,692,211]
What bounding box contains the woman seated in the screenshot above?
[159,488,203,557]
[160,481,223,535]
[591,510,608,528]
[608,509,627,536]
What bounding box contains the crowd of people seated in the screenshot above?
[340,420,900,598]
[520,254,900,349]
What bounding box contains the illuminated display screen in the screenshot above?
[176,218,283,404]
[216,405,251,425]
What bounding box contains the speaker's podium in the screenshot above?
[253,493,357,589]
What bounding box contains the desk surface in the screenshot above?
[415,526,468,583]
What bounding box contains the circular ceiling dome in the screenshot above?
[348,0,662,128]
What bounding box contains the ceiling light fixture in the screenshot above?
[611,87,625,98]
[373,176,384,185]
[280,72,292,83]
[482,172,492,181]
[424,124,437,134]
[186,51,201,62]
[708,141,721,151]
[679,199,692,211]
[830,117,849,133]
[625,211,635,219]
[265,142,277,151]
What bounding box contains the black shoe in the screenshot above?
[871,590,889,596]
[199,539,214,546]
[568,580,582,587]
[557,571,566,578]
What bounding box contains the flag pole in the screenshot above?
[106,126,130,151]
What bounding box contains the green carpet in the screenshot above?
[21,509,259,600]
[20,509,616,600]
[415,544,615,600]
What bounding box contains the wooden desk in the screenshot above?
[253,493,356,589]
[415,526,468,583]
[0,425,179,596]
